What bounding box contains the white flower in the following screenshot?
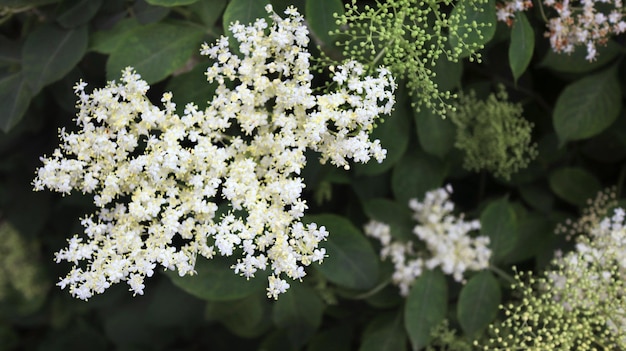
[365,186,491,296]
[34,7,395,300]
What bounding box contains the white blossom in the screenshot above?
[34,6,395,300]
[364,186,491,296]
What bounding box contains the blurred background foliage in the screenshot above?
[0,0,625,350]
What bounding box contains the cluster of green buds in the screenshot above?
[331,0,493,116]
[450,86,537,180]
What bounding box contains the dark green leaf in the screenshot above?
[273,283,324,348]
[404,269,447,350]
[391,151,445,205]
[166,61,217,114]
[133,0,170,24]
[145,0,198,6]
[145,278,204,328]
[39,322,107,351]
[222,0,268,33]
[503,213,554,264]
[553,65,621,144]
[508,12,534,82]
[365,281,403,309]
[415,106,455,159]
[259,330,299,351]
[457,271,501,337]
[56,0,102,28]
[189,0,228,27]
[165,256,266,301]
[0,0,59,6]
[308,323,354,351]
[205,293,272,338]
[306,214,379,291]
[22,24,88,93]
[363,198,414,241]
[0,36,21,66]
[360,310,407,351]
[351,172,392,201]
[431,58,463,92]
[582,112,626,162]
[449,0,496,58]
[518,183,554,213]
[0,72,32,132]
[106,22,204,84]
[539,40,621,74]
[305,0,343,46]
[90,18,141,54]
[548,167,601,206]
[480,198,518,263]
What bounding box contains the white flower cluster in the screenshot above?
[549,207,626,342]
[364,186,491,296]
[496,0,533,26]
[497,0,626,61]
[33,5,395,300]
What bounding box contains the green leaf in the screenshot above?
[306,214,379,291]
[457,271,501,337]
[145,278,204,328]
[518,183,555,214]
[404,269,447,350]
[355,86,410,175]
[22,24,88,93]
[0,0,59,6]
[553,65,621,144]
[360,310,407,351]
[189,0,228,27]
[548,167,601,206]
[415,106,455,159]
[504,212,554,264]
[539,40,621,74]
[273,283,324,348]
[583,113,626,162]
[431,58,463,93]
[362,198,414,241]
[133,0,170,24]
[90,18,141,54]
[166,61,217,114]
[449,0,496,58]
[106,22,204,84]
[480,198,518,263]
[222,0,268,33]
[56,0,102,28]
[0,36,21,66]
[205,293,272,338]
[508,12,534,82]
[0,72,32,132]
[308,323,354,351]
[145,0,198,6]
[391,151,445,206]
[165,256,266,301]
[305,0,343,46]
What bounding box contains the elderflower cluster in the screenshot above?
[497,0,626,61]
[482,207,626,350]
[450,86,537,180]
[33,5,395,300]
[364,186,491,296]
[496,0,533,26]
[331,0,491,116]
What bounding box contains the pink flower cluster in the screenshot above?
[498,0,626,61]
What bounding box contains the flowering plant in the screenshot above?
[1,0,625,350]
